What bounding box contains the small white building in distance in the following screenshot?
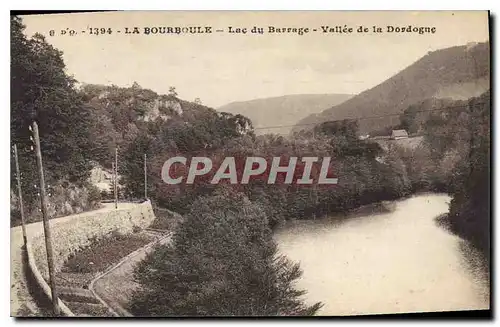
[391,129,409,140]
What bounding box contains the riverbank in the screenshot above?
[435,212,490,262]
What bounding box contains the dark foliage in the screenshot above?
[62,231,154,273]
[130,190,322,316]
[447,92,490,258]
[11,16,95,218]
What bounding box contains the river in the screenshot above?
[274,194,490,316]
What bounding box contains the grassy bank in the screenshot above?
[58,231,156,288]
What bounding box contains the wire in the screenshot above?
[252,102,488,131]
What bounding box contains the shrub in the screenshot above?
[87,184,102,207]
[100,189,110,200]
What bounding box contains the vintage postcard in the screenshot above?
[10,11,490,317]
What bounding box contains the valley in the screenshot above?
[10,12,490,318]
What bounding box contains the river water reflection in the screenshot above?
[274,194,489,315]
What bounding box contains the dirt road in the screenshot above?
[10,203,137,316]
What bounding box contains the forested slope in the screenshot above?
[293,42,490,135]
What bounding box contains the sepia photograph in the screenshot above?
[10,10,490,317]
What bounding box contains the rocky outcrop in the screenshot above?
[140,97,183,122]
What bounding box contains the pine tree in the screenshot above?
[130,190,322,316]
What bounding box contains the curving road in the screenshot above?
[10,203,138,316]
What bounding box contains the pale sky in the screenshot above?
[20,11,489,108]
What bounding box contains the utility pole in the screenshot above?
[313,183,318,220]
[144,153,147,200]
[114,147,118,209]
[31,122,60,316]
[111,161,115,203]
[13,144,28,247]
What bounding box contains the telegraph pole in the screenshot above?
[31,122,60,316]
[144,153,147,200]
[13,144,28,247]
[114,147,118,209]
[111,161,115,203]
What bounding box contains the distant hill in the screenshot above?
[292,42,490,135]
[218,94,353,135]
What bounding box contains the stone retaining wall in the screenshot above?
[25,240,75,316]
[25,201,156,316]
[31,201,155,279]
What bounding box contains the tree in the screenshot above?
[121,130,152,198]
[168,86,178,98]
[11,16,95,212]
[400,104,419,134]
[130,190,322,316]
[315,119,358,141]
[447,91,490,258]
